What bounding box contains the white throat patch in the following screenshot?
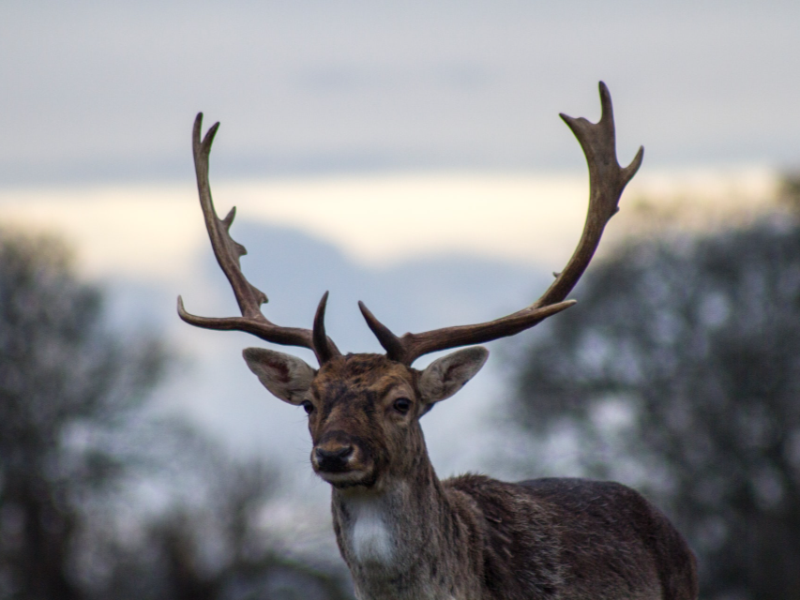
[346,495,394,565]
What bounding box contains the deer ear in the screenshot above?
[418,346,489,405]
[243,347,316,405]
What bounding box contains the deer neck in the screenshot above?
[330,458,482,600]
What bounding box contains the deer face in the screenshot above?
[243,347,488,489]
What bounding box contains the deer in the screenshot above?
[177,82,698,600]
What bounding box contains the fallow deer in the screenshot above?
[178,83,698,600]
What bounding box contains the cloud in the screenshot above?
[1,0,799,184]
[0,168,777,281]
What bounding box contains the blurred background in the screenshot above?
[1,1,799,598]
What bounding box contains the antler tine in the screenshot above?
[360,299,575,365]
[358,301,406,361]
[178,113,340,364]
[361,83,642,366]
[313,292,340,363]
[535,81,643,308]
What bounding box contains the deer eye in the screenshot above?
[301,401,315,415]
[393,397,411,414]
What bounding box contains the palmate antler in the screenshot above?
[358,82,643,365]
[179,82,642,368]
[177,114,341,364]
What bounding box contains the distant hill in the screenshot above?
[226,220,551,352]
[107,221,551,495]
[99,219,557,560]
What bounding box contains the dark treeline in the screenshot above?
[511,191,800,599]
[0,230,352,600]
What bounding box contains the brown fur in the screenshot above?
[292,354,698,600]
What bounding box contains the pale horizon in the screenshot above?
[0,165,780,282]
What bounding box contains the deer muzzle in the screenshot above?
[315,444,354,472]
[311,435,378,487]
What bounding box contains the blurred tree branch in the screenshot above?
[0,228,352,600]
[511,212,800,600]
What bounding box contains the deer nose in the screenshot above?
[315,445,354,471]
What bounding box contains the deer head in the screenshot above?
[243,345,487,488]
[178,82,643,490]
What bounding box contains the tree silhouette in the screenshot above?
[512,214,800,600]
[0,230,166,599]
[82,446,353,600]
[0,229,353,600]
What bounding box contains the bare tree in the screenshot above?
[512,215,800,599]
[0,229,166,599]
[0,228,354,600]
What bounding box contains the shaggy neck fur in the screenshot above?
[330,457,484,600]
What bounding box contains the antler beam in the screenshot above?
[360,82,643,365]
[177,113,340,364]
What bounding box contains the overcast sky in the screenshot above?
[2,0,799,185]
[2,0,796,512]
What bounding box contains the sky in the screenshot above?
[1,0,796,272]
[0,0,796,427]
[1,0,795,429]
[2,0,799,186]
[1,0,797,546]
[0,167,777,280]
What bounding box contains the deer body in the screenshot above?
[335,475,695,600]
[247,351,696,600]
[179,84,699,599]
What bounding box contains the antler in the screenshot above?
[360,82,643,365]
[177,113,340,365]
